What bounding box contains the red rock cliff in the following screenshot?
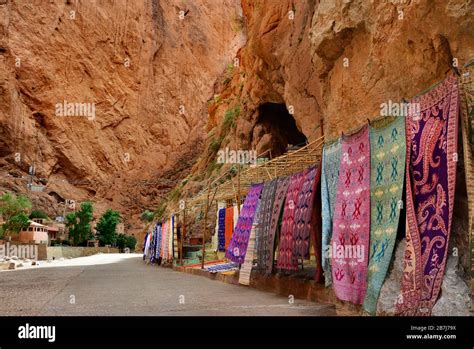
[0,0,244,233]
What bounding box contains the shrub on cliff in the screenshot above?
[222,104,240,133]
[140,210,154,222]
[29,210,49,220]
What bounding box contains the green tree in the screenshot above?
[0,192,32,236]
[116,233,137,252]
[2,213,30,237]
[96,209,121,246]
[66,201,94,246]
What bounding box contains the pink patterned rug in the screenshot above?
[331,125,371,304]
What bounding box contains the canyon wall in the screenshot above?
[0,0,244,234]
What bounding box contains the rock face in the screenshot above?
[0,0,244,233]
[432,254,471,316]
[376,239,405,315]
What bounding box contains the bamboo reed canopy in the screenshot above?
[182,135,325,211]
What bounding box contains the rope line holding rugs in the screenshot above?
[363,115,406,314]
[331,125,371,304]
[397,74,459,316]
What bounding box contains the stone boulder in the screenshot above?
[376,239,405,315]
[377,238,472,316]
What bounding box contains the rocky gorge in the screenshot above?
[0,0,244,234]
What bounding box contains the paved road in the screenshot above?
[0,254,336,316]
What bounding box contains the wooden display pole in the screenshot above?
[237,163,241,214]
[180,206,186,266]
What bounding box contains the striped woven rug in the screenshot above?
[204,262,239,273]
[262,176,290,274]
[239,216,259,285]
[293,165,321,260]
[161,221,167,261]
[226,183,264,264]
[154,223,162,261]
[277,171,306,271]
[256,179,278,272]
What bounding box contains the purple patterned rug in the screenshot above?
[225,183,264,264]
[397,74,459,316]
[217,208,226,252]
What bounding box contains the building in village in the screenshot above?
[18,221,49,244]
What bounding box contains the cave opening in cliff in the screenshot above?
[254,103,307,159]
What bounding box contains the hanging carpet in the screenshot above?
[397,74,459,316]
[363,115,406,314]
[256,179,278,272]
[321,139,342,287]
[277,171,306,271]
[225,183,264,264]
[331,125,371,304]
